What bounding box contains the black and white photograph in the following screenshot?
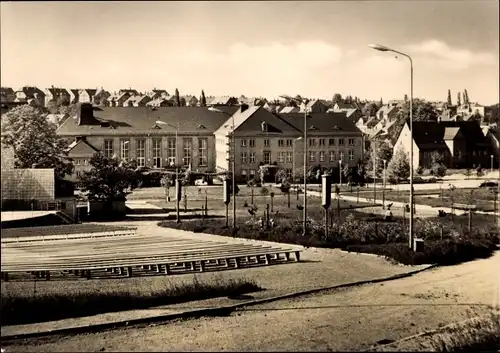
[1,0,499,351]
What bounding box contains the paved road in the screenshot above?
[4,251,498,352]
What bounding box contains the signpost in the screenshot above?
[175,179,182,223]
[223,178,230,227]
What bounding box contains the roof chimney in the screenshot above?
[76,103,97,125]
[241,103,249,113]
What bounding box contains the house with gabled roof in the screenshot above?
[279,106,299,114]
[57,103,239,180]
[183,95,199,107]
[67,89,80,104]
[14,86,45,106]
[1,87,16,103]
[207,96,239,106]
[393,120,493,169]
[107,91,132,107]
[123,95,152,107]
[375,104,400,121]
[147,89,169,100]
[146,98,174,107]
[300,99,330,113]
[44,87,70,107]
[78,89,97,104]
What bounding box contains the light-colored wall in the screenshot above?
[393,124,420,167]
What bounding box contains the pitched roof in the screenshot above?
[410,121,488,149]
[67,139,99,157]
[215,106,301,136]
[277,112,362,135]
[279,106,299,114]
[57,106,239,136]
[334,102,354,110]
[443,127,460,140]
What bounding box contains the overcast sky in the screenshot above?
[1,1,498,104]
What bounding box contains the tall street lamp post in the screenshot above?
[491,155,494,175]
[369,43,414,251]
[339,160,342,186]
[382,159,387,210]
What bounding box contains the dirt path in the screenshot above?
[3,250,498,352]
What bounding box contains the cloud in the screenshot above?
[405,40,496,70]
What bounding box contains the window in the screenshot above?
[308,139,316,147]
[241,152,248,163]
[241,169,247,177]
[75,159,81,165]
[241,139,247,147]
[278,152,286,163]
[339,138,345,146]
[263,151,271,164]
[249,139,255,147]
[339,151,345,161]
[151,139,162,168]
[319,139,325,146]
[167,138,176,166]
[249,169,256,178]
[348,138,355,146]
[249,152,256,163]
[120,140,130,161]
[329,138,335,146]
[286,139,293,147]
[104,140,114,158]
[136,139,145,167]
[285,168,292,178]
[319,151,325,162]
[348,149,355,161]
[286,152,293,163]
[198,138,208,167]
[329,151,336,162]
[278,139,284,147]
[183,138,192,167]
[264,139,270,147]
[309,151,315,162]
[261,122,268,132]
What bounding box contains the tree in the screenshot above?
[447,89,452,106]
[275,169,288,184]
[179,97,187,107]
[366,140,393,178]
[379,97,384,107]
[362,102,379,117]
[457,92,461,106]
[332,93,342,105]
[342,164,352,184]
[1,105,73,179]
[200,90,207,107]
[397,99,438,122]
[429,152,447,177]
[79,153,136,202]
[462,92,467,106]
[175,88,181,107]
[57,95,70,107]
[387,147,410,182]
[464,89,470,105]
[404,94,408,103]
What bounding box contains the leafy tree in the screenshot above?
[397,99,438,122]
[464,168,472,180]
[366,140,393,178]
[379,97,383,107]
[356,163,366,184]
[429,152,446,177]
[1,105,73,179]
[160,174,173,199]
[416,165,424,175]
[362,102,379,117]
[332,93,342,105]
[175,88,181,107]
[447,89,452,106]
[275,169,288,184]
[387,147,410,182]
[47,100,59,114]
[462,92,467,106]
[404,94,408,103]
[79,153,136,202]
[57,95,70,107]
[179,97,187,107]
[200,90,207,107]
[342,164,352,184]
[457,92,461,106]
[464,89,470,105]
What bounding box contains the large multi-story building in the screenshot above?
[214,105,364,182]
[57,104,238,180]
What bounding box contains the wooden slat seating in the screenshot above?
[1,230,138,243]
[1,246,302,280]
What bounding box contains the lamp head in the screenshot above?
[369,43,391,52]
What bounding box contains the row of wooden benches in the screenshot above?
[0,249,302,281]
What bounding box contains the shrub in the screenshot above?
[416,165,424,175]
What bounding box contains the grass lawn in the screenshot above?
[0,275,261,326]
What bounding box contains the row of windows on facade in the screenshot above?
[239,150,356,164]
[100,138,209,168]
[238,138,357,148]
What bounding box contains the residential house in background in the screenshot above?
[57,103,239,181]
[15,86,45,107]
[300,99,330,113]
[183,95,199,107]
[67,89,80,104]
[1,87,16,103]
[207,96,239,106]
[78,89,98,104]
[279,106,300,114]
[393,120,493,169]
[484,127,500,166]
[329,107,363,123]
[94,88,111,106]
[107,91,132,107]
[119,88,140,96]
[375,104,400,121]
[123,95,152,107]
[146,98,174,107]
[147,89,169,100]
[44,87,71,107]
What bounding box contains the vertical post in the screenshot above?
[468,208,472,232]
[357,186,360,204]
[382,159,387,210]
[205,195,208,216]
[490,155,494,175]
[287,191,290,208]
[183,185,187,212]
[293,141,295,189]
[175,176,181,223]
[251,186,254,204]
[225,204,229,227]
[409,56,414,251]
[373,140,377,204]
[303,108,308,236]
[232,115,236,229]
[339,160,342,186]
[324,208,328,238]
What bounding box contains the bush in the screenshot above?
[416,165,424,175]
